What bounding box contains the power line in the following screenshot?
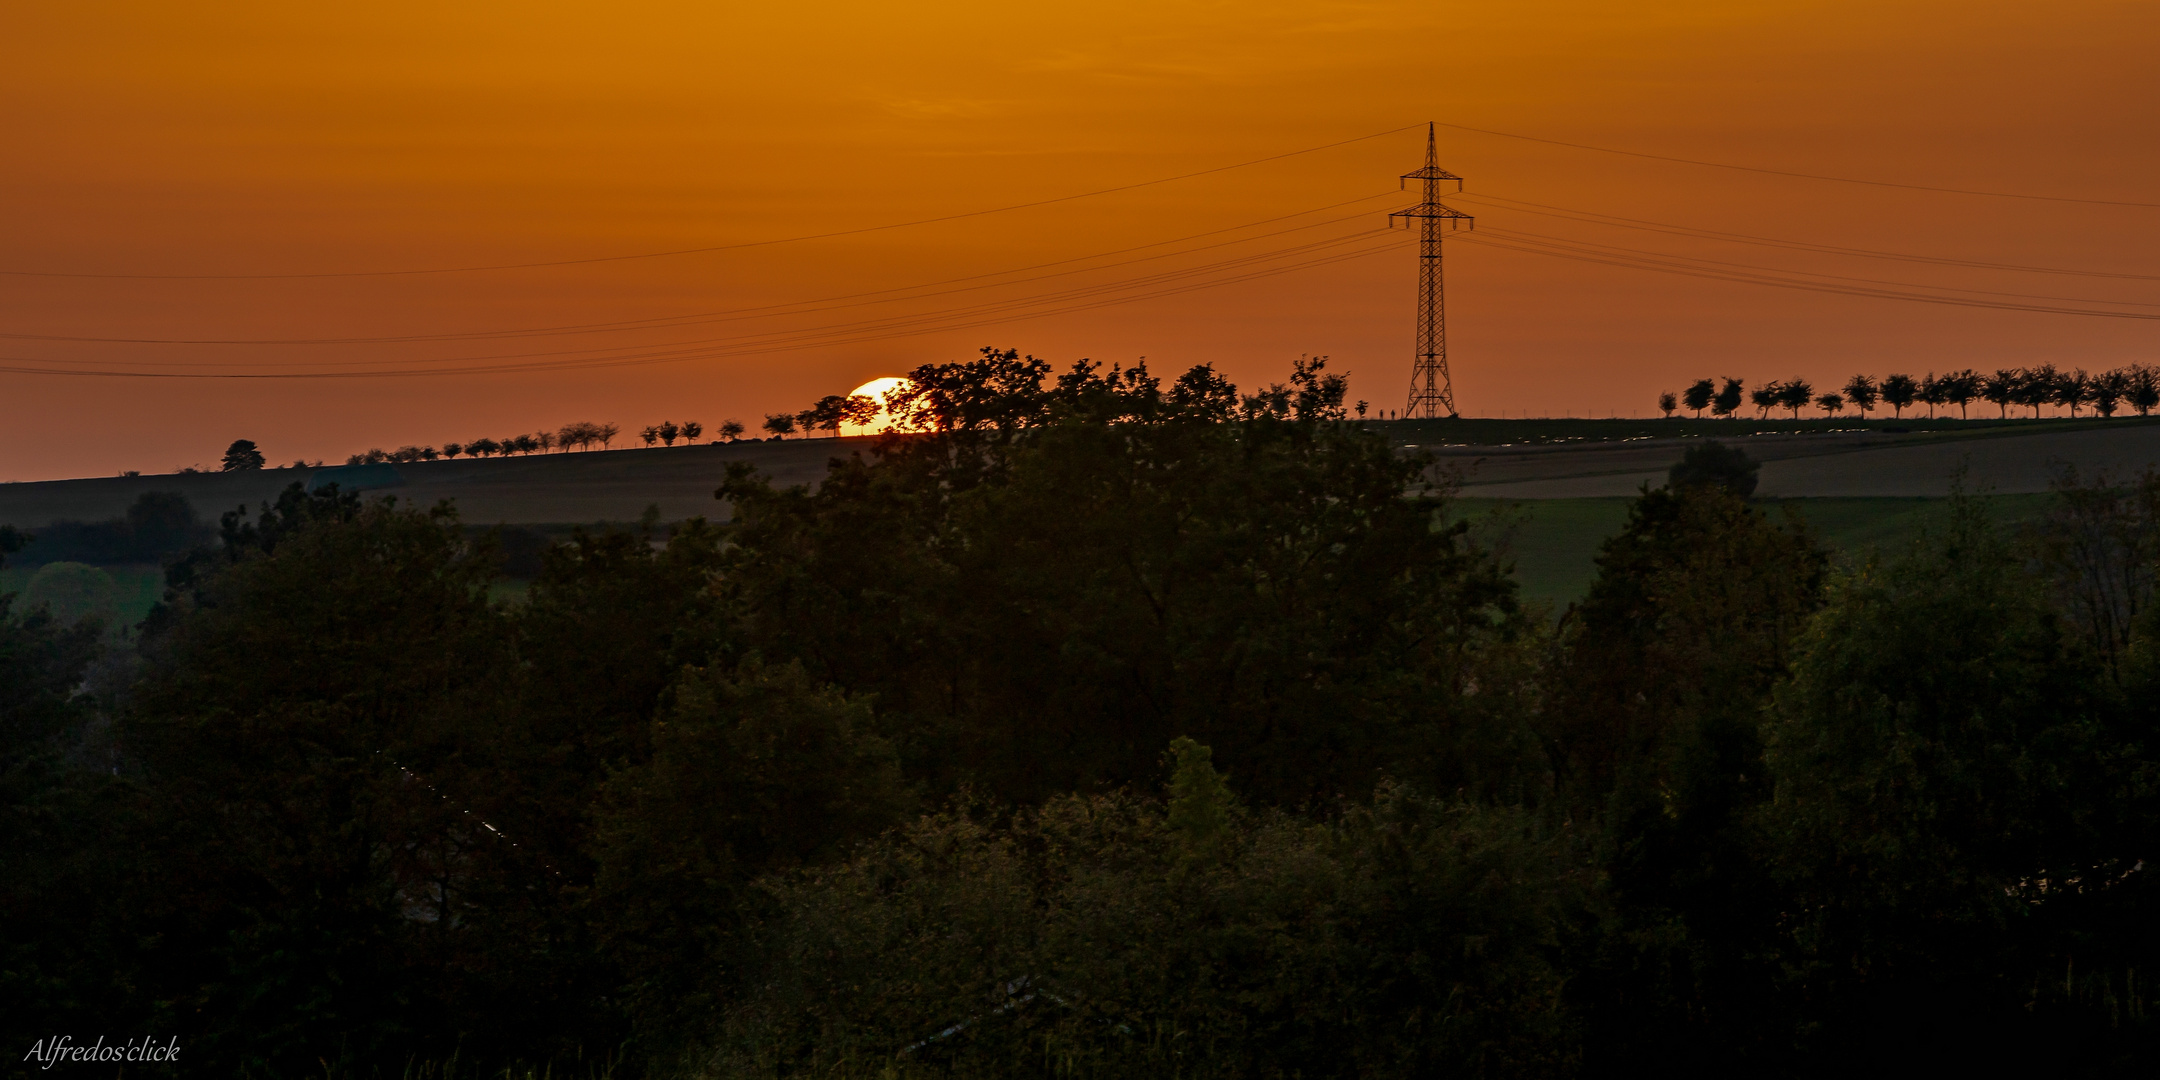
[0,194,1400,346]
[0,125,1423,281]
[1453,229,2160,321]
[4,228,1395,371]
[1433,121,2160,209]
[0,232,1406,378]
[1477,225,2160,308]
[1453,192,2160,281]
[20,115,2157,380]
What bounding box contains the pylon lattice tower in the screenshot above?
[1390,123,1474,418]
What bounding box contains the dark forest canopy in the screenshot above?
[5,490,212,567]
[6,351,2160,1077]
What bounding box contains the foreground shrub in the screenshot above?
[696,748,1581,1079]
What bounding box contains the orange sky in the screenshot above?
[3,0,2157,481]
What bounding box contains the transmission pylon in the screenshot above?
[1390,123,1474,418]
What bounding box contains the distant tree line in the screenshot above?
[276,399,893,474]
[639,420,703,446]
[12,349,2160,1076]
[1659,364,2160,421]
[336,418,776,466]
[2,491,210,567]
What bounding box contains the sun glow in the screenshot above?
[846,377,911,435]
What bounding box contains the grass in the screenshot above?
[1454,497,1635,609]
[1,562,165,626]
[0,496,2065,625]
[1455,493,2057,610]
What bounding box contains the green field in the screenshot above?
[0,562,165,628]
[0,495,2070,625]
[1455,493,2054,609]
[1,414,2127,623]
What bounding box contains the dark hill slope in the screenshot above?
[0,438,856,529]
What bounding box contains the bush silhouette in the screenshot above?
[1667,440,1760,497]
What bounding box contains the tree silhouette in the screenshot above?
[443,443,464,459]
[640,426,659,447]
[2091,369,2127,418]
[1666,439,1760,496]
[2130,366,2160,416]
[1982,370,2018,418]
[557,421,607,451]
[802,395,849,438]
[762,413,797,440]
[719,419,745,442]
[1841,374,1877,418]
[1943,369,1978,419]
[599,423,621,449]
[1879,373,1916,419]
[1776,378,1813,419]
[1713,378,1744,418]
[840,394,881,434]
[1750,382,1781,419]
[1658,391,1678,419]
[221,439,266,472]
[2055,369,2091,418]
[658,421,680,447]
[681,421,703,444]
[1682,378,1715,418]
[0,523,28,567]
[2015,365,2057,419]
[1817,393,1843,418]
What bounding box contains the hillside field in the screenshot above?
[1454,493,2054,607]
[3,418,2154,616]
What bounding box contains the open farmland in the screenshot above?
[5,418,2157,610]
[1455,493,2054,606]
[1406,416,2160,498]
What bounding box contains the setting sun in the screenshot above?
[845,377,912,434]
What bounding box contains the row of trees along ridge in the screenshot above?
[1658,364,2160,420]
[337,419,752,466]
